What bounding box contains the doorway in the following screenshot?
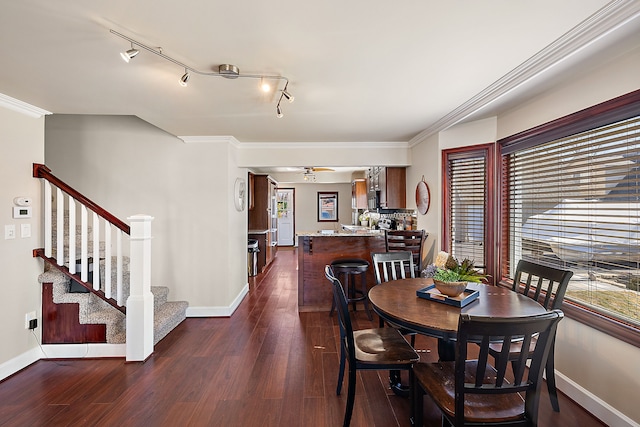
[277,188,295,246]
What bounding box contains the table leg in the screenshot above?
[437,339,455,361]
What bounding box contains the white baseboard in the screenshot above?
[0,344,126,381]
[0,346,42,382]
[40,344,126,359]
[186,283,249,317]
[556,370,639,427]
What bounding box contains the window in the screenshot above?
[442,144,495,281]
[498,89,640,345]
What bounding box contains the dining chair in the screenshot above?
[325,265,420,427]
[492,259,573,412]
[371,251,417,344]
[412,310,564,427]
[371,251,419,395]
[384,229,426,277]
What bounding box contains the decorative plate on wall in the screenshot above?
[416,176,430,215]
[234,177,246,212]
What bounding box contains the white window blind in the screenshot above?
[504,115,640,325]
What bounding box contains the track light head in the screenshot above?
[276,104,283,118]
[120,43,139,63]
[282,89,295,103]
[179,69,190,87]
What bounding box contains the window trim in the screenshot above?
[497,88,640,348]
[442,143,496,284]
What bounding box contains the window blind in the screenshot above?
[448,155,486,268]
[504,115,640,325]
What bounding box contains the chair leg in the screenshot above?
[344,365,357,427]
[410,333,416,347]
[411,368,424,427]
[546,345,560,412]
[360,273,373,321]
[337,346,346,395]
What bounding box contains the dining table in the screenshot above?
[368,277,548,361]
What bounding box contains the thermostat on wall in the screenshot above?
[13,206,32,219]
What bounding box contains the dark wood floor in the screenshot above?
[1,248,605,426]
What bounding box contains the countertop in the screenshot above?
[297,230,384,237]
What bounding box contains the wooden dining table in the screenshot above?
[368,277,547,361]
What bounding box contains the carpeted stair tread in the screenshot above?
[154,301,189,344]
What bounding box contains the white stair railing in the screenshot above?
[34,163,154,360]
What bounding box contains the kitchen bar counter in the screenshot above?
[297,233,386,311]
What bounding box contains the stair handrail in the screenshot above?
[33,163,130,234]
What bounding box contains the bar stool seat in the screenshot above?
[330,259,372,320]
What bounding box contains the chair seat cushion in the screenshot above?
[353,328,419,364]
[414,360,525,423]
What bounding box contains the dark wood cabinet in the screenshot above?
[366,167,406,208]
[248,174,278,272]
[381,167,406,208]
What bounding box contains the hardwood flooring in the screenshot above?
[0,248,606,426]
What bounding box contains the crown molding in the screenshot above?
[178,135,240,147]
[238,141,409,150]
[409,0,640,147]
[0,93,51,118]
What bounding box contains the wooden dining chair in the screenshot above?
[412,310,564,427]
[492,259,573,412]
[371,251,417,342]
[325,265,420,427]
[371,251,418,395]
[384,229,426,277]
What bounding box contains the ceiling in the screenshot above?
[0,1,638,145]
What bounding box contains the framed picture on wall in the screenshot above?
[317,191,338,222]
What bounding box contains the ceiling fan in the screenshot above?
[302,166,334,182]
[304,167,335,172]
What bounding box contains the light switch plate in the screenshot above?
[4,225,15,239]
[21,223,31,238]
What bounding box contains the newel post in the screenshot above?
[126,214,154,362]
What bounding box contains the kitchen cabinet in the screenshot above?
[248,174,278,271]
[351,179,367,209]
[380,167,406,208]
[366,167,406,208]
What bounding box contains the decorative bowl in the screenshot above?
[433,280,467,297]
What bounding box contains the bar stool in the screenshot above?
[329,259,372,320]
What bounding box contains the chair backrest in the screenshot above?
[325,265,355,365]
[384,229,426,274]
[454,310,564,426]
[512,260,573,310]
[371,251,415,284]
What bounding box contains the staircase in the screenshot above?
[38,262,188,345]
[33,163,188,356]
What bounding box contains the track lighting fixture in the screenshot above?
[179,69,190,87]
[120,42,139,63]
[110,29,295,117]
[275,81,294,118]
[282,88,295,103]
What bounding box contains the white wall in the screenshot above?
[44,115,247,313]
[0,104,45,379]
[409,44,640,425]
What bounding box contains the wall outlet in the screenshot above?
[25,311,37,329]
